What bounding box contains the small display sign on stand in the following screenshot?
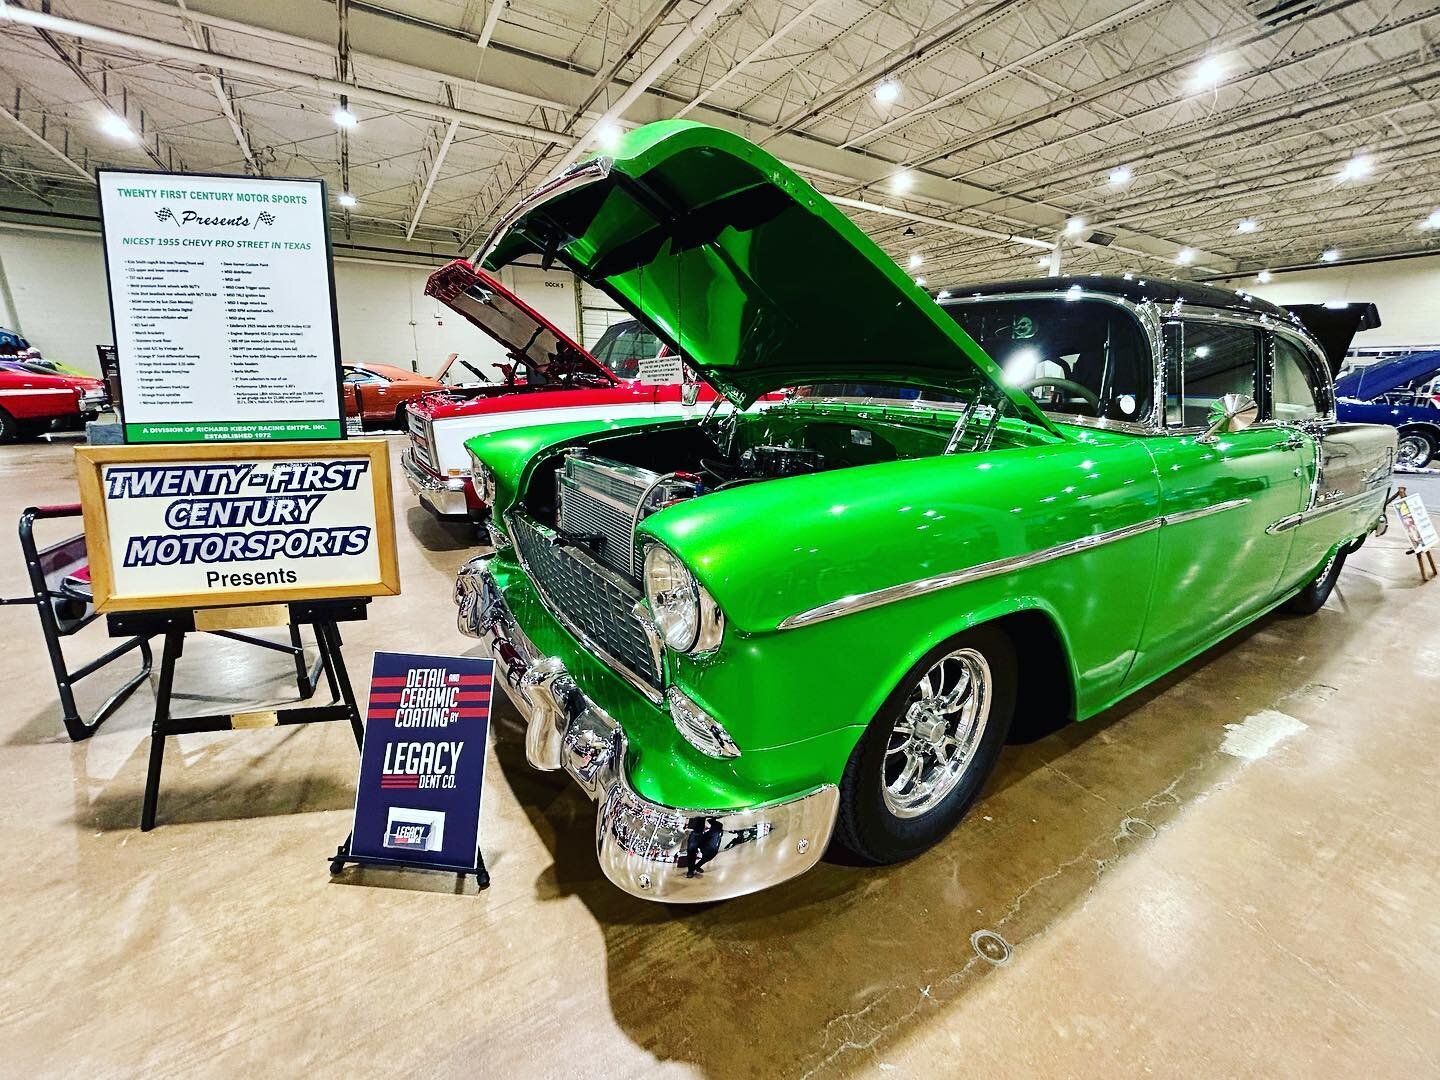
[1394,490,1438,581]
[332,651,494,889]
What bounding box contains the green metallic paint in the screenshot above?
[479,120,1057,431]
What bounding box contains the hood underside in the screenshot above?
[1334,348,1440,400]
[475,121,1055,430]
[425,261,614,386]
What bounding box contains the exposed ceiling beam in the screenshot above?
[551,0,744,175]
[0,4,578,147]
[406,117,458,238]
[175,0,261,173]
[0,104,95,183]
[673,0,834,119]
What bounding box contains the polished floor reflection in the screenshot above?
[2,438,1436,1077]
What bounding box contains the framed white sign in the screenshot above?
[76,441,400,612]
[96,170,345,443]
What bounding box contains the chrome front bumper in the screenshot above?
[402,448,470,518]
[455,555,838,903]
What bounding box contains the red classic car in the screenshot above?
[342,361,447,431]
[0,360,106,441]
[404,261,725,520]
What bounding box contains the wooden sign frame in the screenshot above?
[75,440,400,612]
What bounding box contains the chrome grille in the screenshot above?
[511,512,659,695]
[408,409,435,471]
[557,454,656,578]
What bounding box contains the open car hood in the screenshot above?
[475,121,1056,429]
[1283,302,1381,377]
[1334,349,1440,400]
[424,261,615,386]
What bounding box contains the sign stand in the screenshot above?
[107,598,370,831]
[1388,486,1439,583]
[326,835,491,891]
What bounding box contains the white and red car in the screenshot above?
[404,260,727,520]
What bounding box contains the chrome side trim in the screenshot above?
[1162,497,1252,525]
[778,517,1163,630]
[778,497,1256,630]
[1266,486,1385,534]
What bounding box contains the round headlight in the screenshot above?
[644,545,700,652]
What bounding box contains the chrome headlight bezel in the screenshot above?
[468,448,496,504]
[642,543,724,655]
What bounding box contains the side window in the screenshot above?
[1272,336,1323,421]
[1168,321,1260,428]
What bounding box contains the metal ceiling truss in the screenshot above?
[0,0,1434,280]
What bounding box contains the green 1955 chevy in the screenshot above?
[453,121,1396,903]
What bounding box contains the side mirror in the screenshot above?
[1199,393,1259,443]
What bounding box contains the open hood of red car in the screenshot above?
[424,261,615,387]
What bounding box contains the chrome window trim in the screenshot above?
[779,497,1254,630]
[940,291,1165,431]
[506,509,664,704]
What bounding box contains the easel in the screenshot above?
[106,598,370,831]
[1386,486,1439,582]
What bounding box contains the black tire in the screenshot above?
[832,626,1016,865]
[1282,545,1348,615]
[0,407,16,443]
[1396,429,1436,470]
[394,404,408,431]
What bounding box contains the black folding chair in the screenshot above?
[2,504,152,741]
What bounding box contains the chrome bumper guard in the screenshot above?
[402,448,470,518]
[455,555,838,903]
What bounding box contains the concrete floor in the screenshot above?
[2,437,1438,1078]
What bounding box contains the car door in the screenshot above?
[1272,331,1393,588]
[1128,317,1309,684]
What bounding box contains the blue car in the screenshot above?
[1335,350,1440,469]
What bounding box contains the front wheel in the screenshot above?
[832,627,1016,865]
[0,408,16,443]
[1396,430,1436,470]
[1283,546,1348,615]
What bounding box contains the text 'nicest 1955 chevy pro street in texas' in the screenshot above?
[452,121,1397,903]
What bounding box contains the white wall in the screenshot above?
[1240,253,1440,350]
[0,222,600,379]
[0,226,116,372]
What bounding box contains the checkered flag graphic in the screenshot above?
[154,207,175,224]
[256,211,276,227]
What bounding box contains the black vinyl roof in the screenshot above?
[937,274,1292,319]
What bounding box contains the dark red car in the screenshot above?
[0,360,106,441]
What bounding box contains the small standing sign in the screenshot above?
[1394,490,1439,581]
[333,651,494,887]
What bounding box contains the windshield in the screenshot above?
[941,297,1153,424]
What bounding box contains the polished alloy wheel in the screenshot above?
[882,647,991,818]
[1396,433,1431,469]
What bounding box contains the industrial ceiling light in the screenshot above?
[594,122,623,151]
[332,107,359,129]
[1037,255,1051,268]
[890,170,915,193]
[337,192,357,208]
[874,80,901,104]
[937,290,951,299]
[1337,154,1372,181]
[908,253,923,269]
[1423,209,1440,230]
[914,276,926,286]
[1122,271,1134,280]
[1256,269,1273,283]
[1176,247,1196,265]
[1064,217,1085,236]
[1189,55,1226,90]
[97,111,137,143]
[1108,165,1133,186]
[1236,218,1260,233]
[1320,247,1340,262]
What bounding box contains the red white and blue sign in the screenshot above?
[349,651,493,871]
